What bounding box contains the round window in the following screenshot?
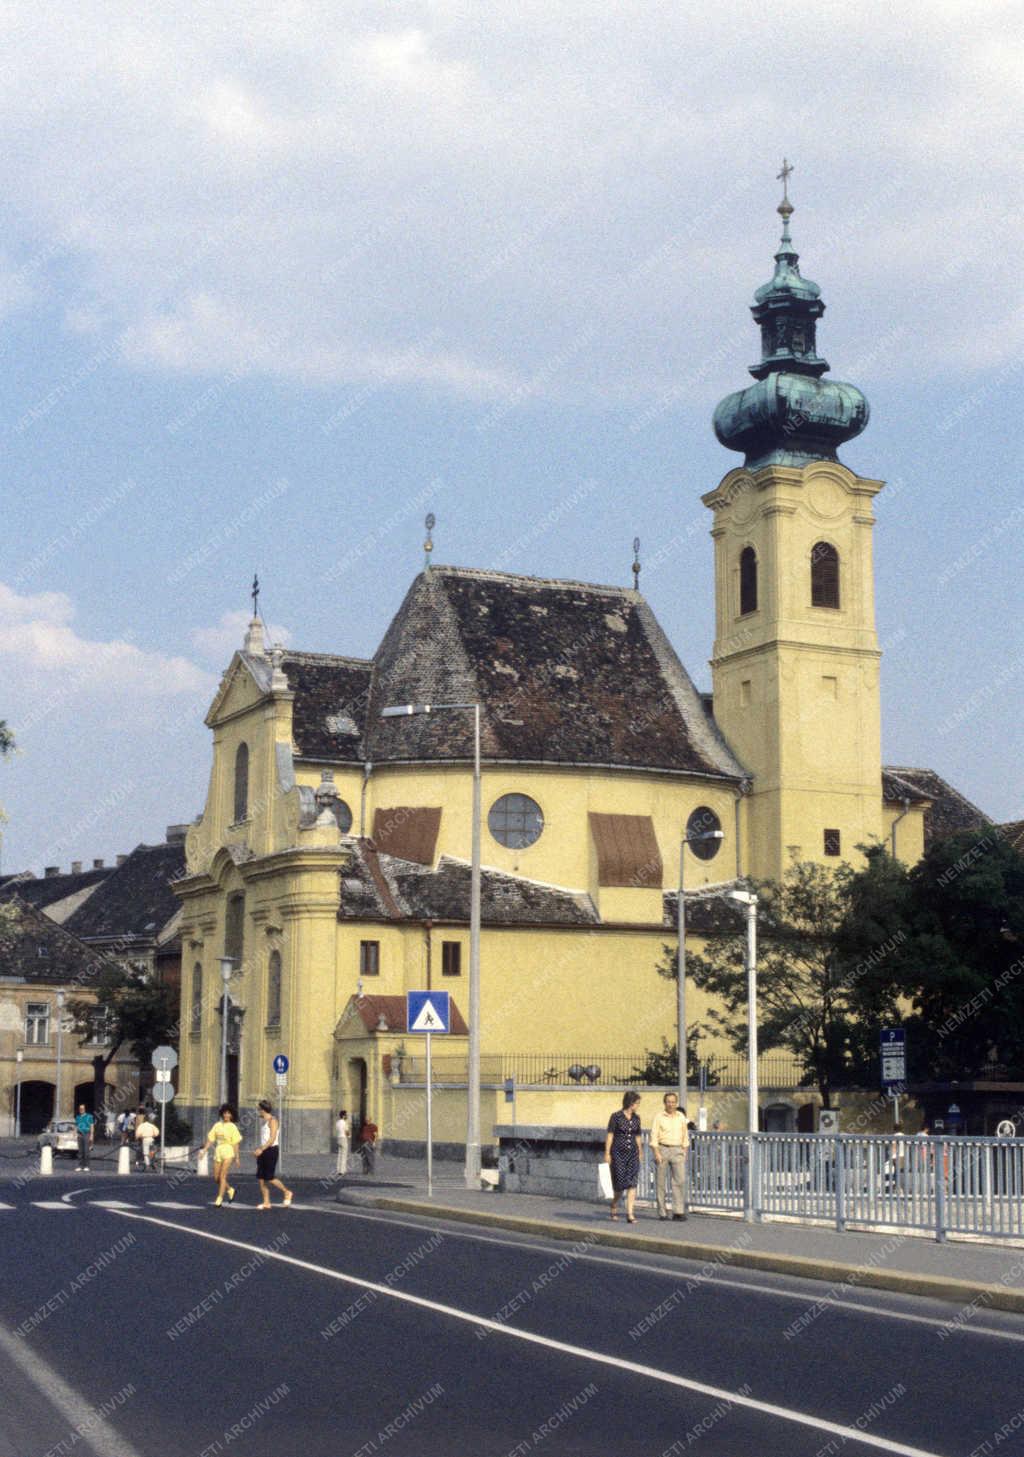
[331,799,354,833]
[686,806,722,860]
[488,793,544,849]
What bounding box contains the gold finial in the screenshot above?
[424,512,435,570]
[631,536,641,591]
[777,158,794,220]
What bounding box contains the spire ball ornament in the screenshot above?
[424,512,435,570]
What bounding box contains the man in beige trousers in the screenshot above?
[650,1091,689,1220]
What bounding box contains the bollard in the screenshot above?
[197,1149,209,1178]
[40,1145,53,1176]
[118,1145,131,1176]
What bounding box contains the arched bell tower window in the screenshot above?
[233,743,249,822]
[739,547,758,615]
[810,542,840,609]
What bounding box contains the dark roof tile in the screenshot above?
[64,841,186,943]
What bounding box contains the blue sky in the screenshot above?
[1,2,1021,873]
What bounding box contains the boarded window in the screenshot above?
[233,742,249,822]
[372,807,441,865]
[811,542,840,608]
[359,940,380,976]
[267,950,282,1026]
[739,547,758,614]
[824,828,841,857]
[588,813,663,888]
[442,941,462,977]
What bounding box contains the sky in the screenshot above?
[0,1,1021,874]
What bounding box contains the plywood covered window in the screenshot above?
[811,542,840,608]
[589,813,663,888]
[739,546,758,614]
[233,742,249,822]
[372,806,442,864]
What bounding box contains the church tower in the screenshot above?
[704,167,885,880]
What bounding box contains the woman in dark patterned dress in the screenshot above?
[603,1090,643,1222]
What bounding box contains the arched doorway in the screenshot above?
[20,1081,55,1135]
[763,1102,797,1133]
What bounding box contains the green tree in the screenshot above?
[663,856,907,1108]
[68,964,179,1126]
[632,1030,722,1087]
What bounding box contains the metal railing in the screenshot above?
[390,1051,807,1089]
[664,1132,1024,1242]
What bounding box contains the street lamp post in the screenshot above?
[726,890,759,1133]
[382,701,482,1188]
[55,989,65,1123]
[15,1047,23,1137]
[217,958,236,1108]
[676,830,724,1111]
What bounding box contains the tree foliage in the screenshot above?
[68,963,179,1118]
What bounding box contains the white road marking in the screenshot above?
[326,1204,1024,1346]
[32,1201,76,1210]
[0,1202,15,1210]
[104,1207,943,1457]
[147,1202,206,1210]
[0,1320,142,1457]
[92,1200,137,1210]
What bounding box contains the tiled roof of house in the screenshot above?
[1,866,110,915]
[883,766,992,851]
[64,841,186,944]
[281,652,372,762]
[999,821,1024,854]
[0,892,116,985]
[342,993,469,1037]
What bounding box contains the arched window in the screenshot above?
[739,547,758,615]
[191,963,203,1036]
[225,893,245,967]
[267,950,282,1028]
[233,742,249,822]
[810,542,840,608]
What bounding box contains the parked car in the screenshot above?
[37,1121,79,1158]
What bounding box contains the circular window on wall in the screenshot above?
[488,793,544,849]
[686,806,723,860]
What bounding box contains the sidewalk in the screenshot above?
[329,1152,1024,1316]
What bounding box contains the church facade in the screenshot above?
[173,195,976,1151]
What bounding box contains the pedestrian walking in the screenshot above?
[603,1090,642,1223]
[74,1105,95,1171]
[335,1109,350,1175]
[118,1108,136,1147]
[650,1091,689,1220]
[358,1117,378,1174]
[200,1104,242,1206]
[253,1099,293,1209]
[135,1111,159,1171]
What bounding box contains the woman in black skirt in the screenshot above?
[603,1090,643,1222]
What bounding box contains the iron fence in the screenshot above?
[664,1132,1024,1242]
[391,1051,807,1088]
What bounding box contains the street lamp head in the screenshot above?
[381,704,428,718]
[725,888,758,906]
[684,829,724,844]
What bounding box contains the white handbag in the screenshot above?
[597,1161,614,1200]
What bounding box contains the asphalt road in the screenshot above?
[2,1174,1024,1457]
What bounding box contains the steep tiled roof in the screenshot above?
[281,652,372,762]
[1,867,110,916]
[342,993,469,1037]
[883,766,992,851]
[999,821,1024,854]
[0,893,115,985]
[366,568,746,778]
[337,842,598,926]
[64,841,186,944]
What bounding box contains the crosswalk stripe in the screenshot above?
[147,1201,205,1210]
[0,1202,15,1210]
[92,1200,137,1209]
[31,1201,75,1210]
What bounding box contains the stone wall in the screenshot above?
[496,1124,607,1202]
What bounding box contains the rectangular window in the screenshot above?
[822,675,838,699]
[441,941,462,977]
[359,940,380,977]
[824,829,841,857]
[84,1008,112,1046]
[26,1002,50,1045]
[740,679,752,707]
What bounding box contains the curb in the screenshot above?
[337,1191,1024,1315]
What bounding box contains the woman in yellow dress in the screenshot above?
[201,1103,243,1206]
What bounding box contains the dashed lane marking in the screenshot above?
[92,1200,137,1209]
[147,1202,206,1210]
[102,1207,944,1457]
[31,1201,77,1210]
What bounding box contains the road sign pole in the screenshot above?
[279,1086,285,1178]
[425,1030,433,1200]
[159,1092,166,1175]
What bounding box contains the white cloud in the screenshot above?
[0,581,214,696]
[191,611,292,663]
[0,2,1019,402]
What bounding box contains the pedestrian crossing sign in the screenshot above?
[407,991,451,1035]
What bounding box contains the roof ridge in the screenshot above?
[429,563,639,598]
[283,650,373,668]
[883,765,993,824]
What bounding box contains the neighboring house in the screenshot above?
[0,893,135,1135]
[172,197,1015,1151]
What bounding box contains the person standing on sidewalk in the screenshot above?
[335,1109,350,1175]
[74,1105,95,1171]
[253,1100,293,1208]
[650,1091,689,1221]
[358,1116,378,1174]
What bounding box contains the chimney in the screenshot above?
[71,861,82,875]
[93,859,104,870]
[165,825,188,845]
[116,854,128,867]
[44,866,60,878]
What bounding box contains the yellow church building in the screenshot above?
[174,192,975,1152]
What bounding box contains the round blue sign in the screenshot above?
[273,1054,289,1074]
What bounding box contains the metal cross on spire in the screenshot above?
[251,572,260,617]
[424,513,435,570]
[631,536,641,592]
[776,158,795,221]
